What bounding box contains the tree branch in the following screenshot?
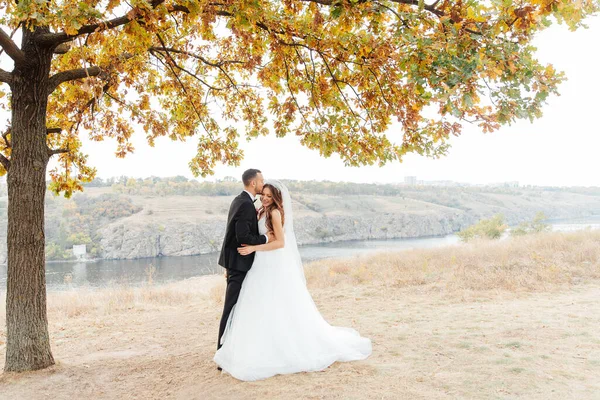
[0,24,20,59]
[298,0,444,16]
[149,49,229,91]
[281,55,311,129]
[37,14,138,45]
[46,128,63,134]
[0,68,13,86]
[37,0,169,45]
[390,0,444,16]
[48,148,70,156]
[293,46,326,122]
[148,46,244,68]
[47,66,102,95]
[298,0,335,5]
[0,153,10,171]
[367,67,393,109]
[2,128,10,148]
[153,33,212,137]
[54,43,71,54]
[0,28,25,65]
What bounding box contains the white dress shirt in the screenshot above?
[243,190,268,243]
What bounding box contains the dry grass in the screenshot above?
[0,278,221,333]
[45,285,194,318]
[0,284,195,355]
[209,280,226,305]
[0,230,599,399]
[305,229,600,293]
[0,230,598,324]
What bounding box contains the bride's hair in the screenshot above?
[262,183,285,233]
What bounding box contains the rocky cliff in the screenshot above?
[95,190,600,260]
[1,187,599,263]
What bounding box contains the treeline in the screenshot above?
[81,175,548,199]
[84,175,240,196]
[44,193,142,260]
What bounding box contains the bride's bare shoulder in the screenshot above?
[271,208,282,220]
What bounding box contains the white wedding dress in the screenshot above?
[213,181,372,381]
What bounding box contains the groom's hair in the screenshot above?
[242,169,261,186]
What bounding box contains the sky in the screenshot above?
[2,13,600,187]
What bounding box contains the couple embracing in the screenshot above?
[214,169,372,381]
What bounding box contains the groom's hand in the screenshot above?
[237,245,255,256]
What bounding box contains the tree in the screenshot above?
[0,0,597,372]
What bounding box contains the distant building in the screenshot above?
[72,244,87,261]
[420,180,465,187]
[404,176,417,185]
[489,181,520,188]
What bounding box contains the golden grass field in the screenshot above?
[1,230,600,399]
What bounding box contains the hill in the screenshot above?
[0,181,599,263]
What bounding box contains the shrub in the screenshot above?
[510,212,551,237]
[457,214,507,242]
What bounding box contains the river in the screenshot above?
[0,216,598,291]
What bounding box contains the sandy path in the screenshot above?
[1,275,599,400]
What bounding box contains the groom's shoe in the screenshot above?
[217,367,222,371]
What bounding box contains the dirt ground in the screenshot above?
[1,275,599,399]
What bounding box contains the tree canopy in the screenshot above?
[0,0,598,197]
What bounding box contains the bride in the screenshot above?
[214,180,372,381]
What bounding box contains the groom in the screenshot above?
[217,168,271,351]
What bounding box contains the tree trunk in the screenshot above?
[4,28,55,372]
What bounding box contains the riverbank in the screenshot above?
[2,185,600,264]
[1,230,599,399]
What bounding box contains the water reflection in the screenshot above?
[299,234,460,261]
[548,216,600,232]
[40,254,223,291]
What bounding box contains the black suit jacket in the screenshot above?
[218,191,267,272]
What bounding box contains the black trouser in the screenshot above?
[217,269,247,350]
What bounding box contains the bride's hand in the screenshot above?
[238,245,256,256]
